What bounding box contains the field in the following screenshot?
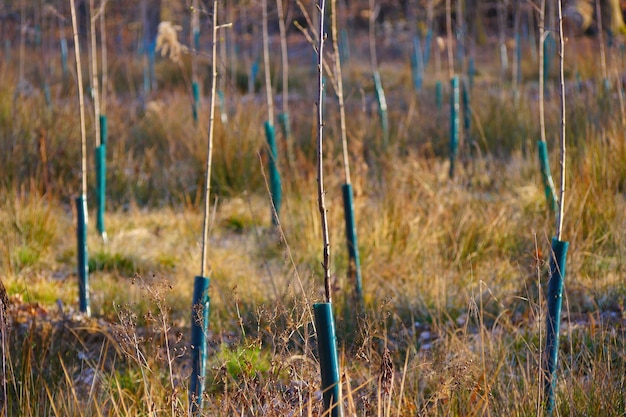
[1,2,626,416]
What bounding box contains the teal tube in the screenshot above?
[341,184,362,303]
[61,37,68,76]
[424,29,432,67]
[462,79,471,138]
[537,141,558,212]
[278,112,293,168]
[314,303,343,417]
[100,115,108,146]
[44,83,51,108]
[193,29,200,51]
[264,121,282,224]
[544,33,555,83]
[543,238,569,415]
[278,112,291,142]
[516,32,522,86]
[340,28,350,65]
[95,145,106,238]
[218,90,227,124]
[192,81,200,123]
[449,76,460,179]
[373,71,389,148]
[435,80,443,110]
[468,57,475,91]
[75,195,90,316]
[190,275,210,416]
[4,40,10,65]
[411,36,423,92]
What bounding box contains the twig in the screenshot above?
[331,0,351,185]
[262,0,274,125]
[556,0,566,240]
[70,0,88,198]
[89,0,101,147]
[201,1,220,277]
[316,0,331,303]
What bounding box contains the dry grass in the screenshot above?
[0,29,625,416]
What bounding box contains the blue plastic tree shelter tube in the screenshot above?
[217,90,228,124]
[537,141,558,212]
[250,59,260,94]
[4,40,10,65]
[340,28,350,65]
[314,303,343,417]
[424,29,432,67]
[96,115,107,240]
[543,238,569,415]
[411,35,424,92]
[342,184,362,303]
[449,76,460,179]
[435,80,443,110]
[278,112,294,170]
[75,195,90,316]
[192,81,200,124]
[516,32,522,86]
[264,121,282,224]
[189,275,210,416]
[60,37,68,76]
[468,57,475,91]
[462,79,471,138]
[544,33,555,84]
[44,83,51,108]
[372,71,389,148]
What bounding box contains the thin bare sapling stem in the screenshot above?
[100,0,107,115]
[89,0,101,148]
[556,0,566,240]
[262,0,274,125]
[200,3,232,278]
[317,0,332,304]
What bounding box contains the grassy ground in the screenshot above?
[0,28,625,416]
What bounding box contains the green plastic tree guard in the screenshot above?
[462,79,471,139]
[75,195,90,316]
[543,238,569,415]
[192,81,200,124]
[96,115,107,240]
[436,80,443,110]
[342,184,362,304]
[4,40,10,65]
[190,275,210,416]
[449,76,460,179]
[314,303,343,417]
[468,57,475,91]
[278,112,294,169]
[264,121,282,224]
[412,35,424,92]
[373,71,389,148]
[340,28,350,65]
[61,37,68,76]
[218,90,228,124]
[537,141,558,212]
[424,29,432,67]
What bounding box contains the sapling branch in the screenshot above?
[316,0,332,304]
[331,0,351,185]
[201,1,222,278]
[70,0,87,198]
[262,0,274,125]
[89,0,101,148]
[556,0,566,240]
